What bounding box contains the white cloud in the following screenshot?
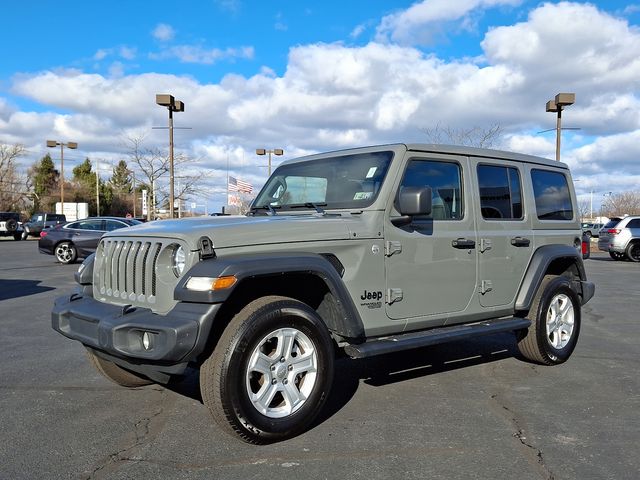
[152,23,175,42]
[350,24,366,39]
[119,46,137,60]
[150,45,254,64]
[376,0,522,45]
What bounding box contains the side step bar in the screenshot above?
[343,317,531,359]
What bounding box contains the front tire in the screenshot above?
[517,275,581,365]
[609,251,625,261]
[200,296,335,444]
[55,242,77,264]
[86,349,153,387]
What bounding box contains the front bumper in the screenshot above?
[52,294,220,378]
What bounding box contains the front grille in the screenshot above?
[95,238,165,306]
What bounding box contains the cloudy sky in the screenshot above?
[1,0,639,213]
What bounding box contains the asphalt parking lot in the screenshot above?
[1,238,638,480]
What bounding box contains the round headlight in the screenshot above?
[171,245,186,277]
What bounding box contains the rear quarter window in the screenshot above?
[531,169,574,220]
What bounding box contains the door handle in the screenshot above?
[452,238,476,249]
[511,237,530,247]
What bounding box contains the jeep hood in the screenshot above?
[105,214,358,249]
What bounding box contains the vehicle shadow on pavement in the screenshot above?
[0,279,55,301]
[314,332,520,428]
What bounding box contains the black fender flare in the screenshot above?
[515,245,586,311]
[174,252,365,340]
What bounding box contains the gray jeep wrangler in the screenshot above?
[52,144,595,443]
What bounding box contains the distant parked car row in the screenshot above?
[598,216,640,262]
[38,216,142,264]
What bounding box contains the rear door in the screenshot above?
[472,159,533,307]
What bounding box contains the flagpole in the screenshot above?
[226,153,229,213]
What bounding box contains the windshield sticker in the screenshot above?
[366,167,377,178]
[353,191,373,200]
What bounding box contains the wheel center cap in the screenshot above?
[276,365,287,380]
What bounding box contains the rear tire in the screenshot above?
[517,275,581,365]
[199,295,335,444]
[626,242,640,262]
[13,232,22,241]
[6,219,17,232]
[86,349,153,387]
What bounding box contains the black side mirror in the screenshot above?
[392,186,432,226]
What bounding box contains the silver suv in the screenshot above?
[52,143,595,443]
[598,216,640,261]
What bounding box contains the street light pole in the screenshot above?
[256,148,284,176]
[95,158,100,216]
[46,140,77,215]
[156,94,185,219]
[545,93,575,161]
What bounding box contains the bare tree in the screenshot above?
[422,123,504,148]
[577,198,591,221]
[124,134,210,219]
[602,191,640,217]
[0,143,26,211]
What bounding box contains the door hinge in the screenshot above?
[385,241,402,257]
[479,280,493,295]
[386,288,403,304]
[480,238,492,253]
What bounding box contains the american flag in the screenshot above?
[228,176,253,194]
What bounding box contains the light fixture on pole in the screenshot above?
[155,94,185,219]
[545,93,575,161]
[46,140,78,216]
[256,148,284,176]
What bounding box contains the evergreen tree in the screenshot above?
[29,154,59,212]
[110,160,132,193]
[71,158,99,215]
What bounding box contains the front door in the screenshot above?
[385,154,478,327]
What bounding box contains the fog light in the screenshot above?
[142,331,153,350]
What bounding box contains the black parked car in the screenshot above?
[38,217,142,264]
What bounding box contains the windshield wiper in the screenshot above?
[289,202,327,214]
[248,204,280,216]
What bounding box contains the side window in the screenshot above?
[627,219,640,228]
[104,220,126,231]
[477,164,523,220]
[531,169,574,220]
[400,159,463,220]
[73,220,103,230]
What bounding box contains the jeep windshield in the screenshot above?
[251,151,393,212]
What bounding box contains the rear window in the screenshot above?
[477,164,523,220]
[603,218,621,229]
[531,169,573,220]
